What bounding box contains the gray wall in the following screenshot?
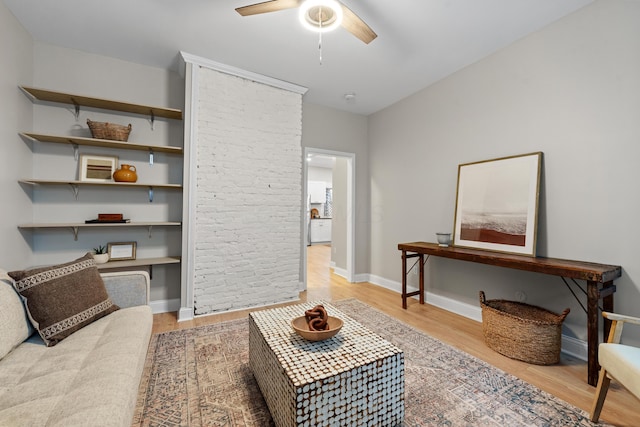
[0,3,34,268]
[302,103,370,276]
[368,0,640,346]
[31,43,184,304]
[1,38,185,305]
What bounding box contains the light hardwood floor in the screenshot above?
[153,244,638,426]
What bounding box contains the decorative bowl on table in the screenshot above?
[291,316,343,341]
[436,232,452,247]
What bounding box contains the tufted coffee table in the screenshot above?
[248,301,405,427]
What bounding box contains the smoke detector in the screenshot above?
[344,92,356,104]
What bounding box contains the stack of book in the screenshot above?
[85,213,130,224]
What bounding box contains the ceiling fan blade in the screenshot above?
[340,2,377,44]
[236,0,301,16]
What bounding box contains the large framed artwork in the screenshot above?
[453,152,542,256]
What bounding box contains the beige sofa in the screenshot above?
[0,269,153,427]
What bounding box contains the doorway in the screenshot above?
[302,148,355,289]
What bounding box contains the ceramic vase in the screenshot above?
[113,164,138,182]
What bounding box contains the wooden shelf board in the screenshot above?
[19,179,182,189]
[96,256,181,270]
[21,132,183,154]
[19,222,181,229]
[20,86,183,120]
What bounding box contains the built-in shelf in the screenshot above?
[19,221,181,229]
[20,86,183,120]
[19,85,184,274]
[18,221,182,241]
[19,179,182,202]
[96,256,181,270]
[21,132,183,155]
[19,179,182,189]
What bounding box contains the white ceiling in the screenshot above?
[3,0,593,115]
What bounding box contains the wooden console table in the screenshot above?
[398,241,622,386]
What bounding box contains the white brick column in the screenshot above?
[188,63,305,315]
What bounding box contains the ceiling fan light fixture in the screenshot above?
[299,0,343,33]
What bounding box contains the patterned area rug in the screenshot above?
[133,299,604,427]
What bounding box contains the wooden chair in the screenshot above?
[590,312,640,422]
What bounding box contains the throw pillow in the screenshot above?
[0,269,32,359]
[8,253,119,347]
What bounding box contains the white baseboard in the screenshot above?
[150,298,181,314]
[426,292,482,322]
[333,266,348,279]
[364,274,587,361]
[331,267,370,284]
[166,272,589,361]
[560,335,588,361]
[193,296,302,320]
[171,296,304,323]
[366,273,398,288]
[178,306,195,322]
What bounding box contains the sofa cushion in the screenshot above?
[0,305,152,427]
[8,253,119,347]
[0,270,31,360]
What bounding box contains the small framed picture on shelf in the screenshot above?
[107,241,137,261]
[79,154,118,182]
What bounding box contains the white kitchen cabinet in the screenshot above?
[308,181,327,203]
[310,218,332,243]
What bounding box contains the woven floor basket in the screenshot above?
[479,291,570,365]
[87,119,132,141]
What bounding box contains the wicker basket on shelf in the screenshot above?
[479,291,570,365]
[87,119,132,141]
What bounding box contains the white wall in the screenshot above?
[0,4,34,269]
[191,67,302,314]
[332,158,349,270]
[302,103,369,276]
[368,0,640,346]
[308,166,332,185]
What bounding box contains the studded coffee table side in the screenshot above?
[249,302,405,427]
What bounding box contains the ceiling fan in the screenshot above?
[236,0,377,44]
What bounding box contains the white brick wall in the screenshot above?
[193,67,302,314]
